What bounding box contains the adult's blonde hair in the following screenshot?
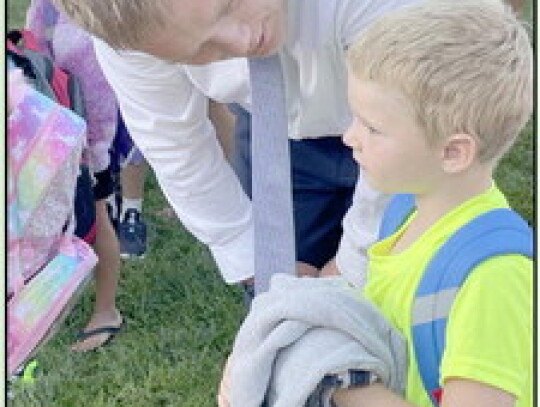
[348,0,532,163]
[51,0,168,49]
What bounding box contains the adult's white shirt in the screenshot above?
[93,0,422,285]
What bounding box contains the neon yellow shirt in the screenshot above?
[364,185,532,407]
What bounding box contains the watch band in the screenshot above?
[321,370,376,388]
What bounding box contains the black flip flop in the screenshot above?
[75,321,124,350]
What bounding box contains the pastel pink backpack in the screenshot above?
[7,43,97,376]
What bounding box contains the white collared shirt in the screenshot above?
[93,0,423,284]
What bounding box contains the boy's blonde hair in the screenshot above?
[51,0,167,49]
[348,0,532,163]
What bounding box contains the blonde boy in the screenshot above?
[218,1,532,404]
[333,0,532,406]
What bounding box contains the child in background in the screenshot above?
[109,113,149,259]
[26,0,122,351]
[219,0,532,406]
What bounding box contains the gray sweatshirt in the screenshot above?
[229,275,407,407]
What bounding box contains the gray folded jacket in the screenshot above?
[229,274,407,407]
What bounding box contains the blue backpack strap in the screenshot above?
[411,208,532,405]
[378,194,416,240]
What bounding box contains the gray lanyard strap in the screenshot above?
[249,55,296,294]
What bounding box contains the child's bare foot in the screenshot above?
[71,308,123,352]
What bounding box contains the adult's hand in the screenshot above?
[319,258,341,277]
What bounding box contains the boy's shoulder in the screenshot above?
[383,193,533,404]
[379,187,527,239]
[380,192,532,306]
[412,205,531,311]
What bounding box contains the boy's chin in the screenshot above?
[363,174,384,191]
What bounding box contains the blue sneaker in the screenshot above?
[117,209,147,259]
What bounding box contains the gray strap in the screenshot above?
[412,287,459,326]
[249,55,296,293]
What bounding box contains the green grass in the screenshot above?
[8,1,535,406]
[495,121,534,223]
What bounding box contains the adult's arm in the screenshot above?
[93,39,254,284]
[333,173,390,287]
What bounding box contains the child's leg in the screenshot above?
[120,161,147,203]
[118,158,148,258]
[92,200,121,317]
[72,199,122,351]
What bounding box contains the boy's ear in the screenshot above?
[440,133,477,173]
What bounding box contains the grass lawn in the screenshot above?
[7,1,534,406]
